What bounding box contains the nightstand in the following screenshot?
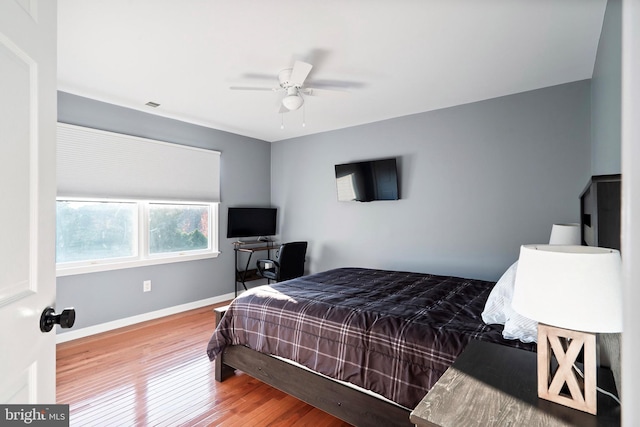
[410,340,620,427]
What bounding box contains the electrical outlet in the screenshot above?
[143,280,152,292]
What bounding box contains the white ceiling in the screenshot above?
[58,0,607,143]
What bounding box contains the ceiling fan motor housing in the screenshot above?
[278,68,295,88]
[280,71,304,110]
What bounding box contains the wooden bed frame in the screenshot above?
[213,307,413,427]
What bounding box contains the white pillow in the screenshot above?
[503,310,538,343]
[482,261,538,343]
[481,261,518,325]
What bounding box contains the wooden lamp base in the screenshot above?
[537,324,597,415]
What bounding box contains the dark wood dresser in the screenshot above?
[409,340,620,427]
[580,174,621,250]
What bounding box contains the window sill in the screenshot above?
[56,251,221,277]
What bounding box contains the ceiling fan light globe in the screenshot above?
[282,94,303,111]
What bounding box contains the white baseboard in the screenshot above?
[56,292,236,344]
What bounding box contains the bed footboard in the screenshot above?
[221,345,411,427]
[212,306,411,426]
[213,306,236,381]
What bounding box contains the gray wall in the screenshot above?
[591,0,623,393]
[271,81,592,281]
[591,0,621,175]
[56,92,271,332]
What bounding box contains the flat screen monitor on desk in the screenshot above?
[227,207,277,240]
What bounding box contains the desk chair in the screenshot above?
[256,241,308,282]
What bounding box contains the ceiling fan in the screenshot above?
[230,60,348,114]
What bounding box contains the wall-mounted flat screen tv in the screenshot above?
[335,157,399,202]
[227,207,277,238]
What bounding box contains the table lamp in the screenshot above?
[511,244,622,415]
[549,223,580,245]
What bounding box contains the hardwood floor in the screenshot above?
[56,303,351,426]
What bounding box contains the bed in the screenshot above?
[206,267,535,426]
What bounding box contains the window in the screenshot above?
[56,123,221,276]
[148,203,210,255]
[56,199,218,275]
[56,200,138,264]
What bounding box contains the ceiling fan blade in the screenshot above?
[277,103,290,114]
[302,48,330,73]
[289,61,313,86]
[302,87,349,96]
[229,86,275,91]
[306,79,366,89]
[241,72,276,81]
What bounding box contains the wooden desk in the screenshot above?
[410,340,620,427]
[233,241,279,296]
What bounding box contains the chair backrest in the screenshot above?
[276,241,308,281]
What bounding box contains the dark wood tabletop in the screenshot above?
[410,339,620,427]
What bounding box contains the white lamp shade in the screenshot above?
[549,223,580,245]
[511,244,622,333]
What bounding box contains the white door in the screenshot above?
[0,0,58,403]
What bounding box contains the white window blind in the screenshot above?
[57,123,220,202]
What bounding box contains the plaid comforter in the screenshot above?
[206,267,534,409]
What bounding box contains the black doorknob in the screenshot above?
[40,307,76,333]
